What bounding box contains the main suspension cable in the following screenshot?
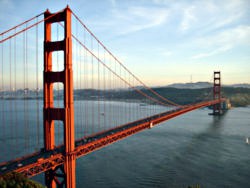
[71,10,180,107]
[0,9,65,44]
[71,33,170,107]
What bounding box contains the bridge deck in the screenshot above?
[0,99,225,177]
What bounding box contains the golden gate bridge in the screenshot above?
[0,6,229,188]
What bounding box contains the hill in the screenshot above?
[74,86,250,107]
[144,87,250,107]
[1,85,249,107]
[165,82,250,89]
[0,172,45,188]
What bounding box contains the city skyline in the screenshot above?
[0,0,249,86]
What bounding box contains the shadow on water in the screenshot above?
[150,111,243,188]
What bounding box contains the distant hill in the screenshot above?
[166,82,212,89]
[150,86,250,107]
[165,82,250,89]
[225,84,250,88]
[1,83,250,107]
[74,86,250,107]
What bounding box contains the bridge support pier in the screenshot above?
[44,7,76,188]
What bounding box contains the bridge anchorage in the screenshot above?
[0,6,230,188]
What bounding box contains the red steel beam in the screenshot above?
[15,154,65,177]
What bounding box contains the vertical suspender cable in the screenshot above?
[98,43,100,131]
[128,73,131,122]
[120,64,122,124]
[36,18,40,150]
[132,76,135,120]
[14,28,18,150]
[74,20,78,139]
[72,19,78,138]
[9,39,13,149]
[91,37,95,134]
[23,30,27,151]
[103,49,106,130]
[114,59,117,126]
[25,25,28,152]
[74,19,77,138]
[84,27,88,137]
[7,34,11,156]
[1,35,5,160]
[115,61,122,125]
[80,38,84,137]
[25,24,30,152]
[109,55,112,130]
[78,22,84,137]
[112,59,115,126]
[124,69,126,124]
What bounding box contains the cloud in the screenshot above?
[177,0,249,33]
[0,0,14,11]
[89,0,249,38]
[109,6,169,35]
[198,0,248,33]
[191,25,250,59]
[155,48,173,57]
[0,0,16,29]
[180,5,197,31]
[84,4,170,38]
[162,51,173,56]
[199,25,250,47]
[191,45,232,59]
[109,0,116,7]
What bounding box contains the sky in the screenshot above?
[0,0,250,86]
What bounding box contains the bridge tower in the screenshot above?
[44,7,75,188]
[213,71,221,115]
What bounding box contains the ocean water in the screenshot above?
[1,100,249,187]
[72,107,250,188]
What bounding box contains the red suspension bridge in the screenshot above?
[0,7,229,188]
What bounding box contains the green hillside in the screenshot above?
[0,172,44,188]
[74,87,250,107]
[149,87,250,107]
